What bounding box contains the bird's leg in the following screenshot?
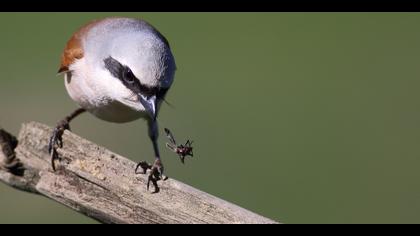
[135,119,166,193]
[48,108,86,171]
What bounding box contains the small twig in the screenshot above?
[0,122,278,224]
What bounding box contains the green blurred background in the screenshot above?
[1,13,420,224]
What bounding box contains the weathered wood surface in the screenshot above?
[0,122,278,224]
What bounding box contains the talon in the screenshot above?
[48,121,70,171]
[135,161,151,174]
[147,173,160,194]
[153,159,164,179]
[48,136,54,154]
[48,108,86,171]
[138,159,164,193]
[57,133,64,148]
[51,149,58,171]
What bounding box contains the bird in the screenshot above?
[48,17,177,193]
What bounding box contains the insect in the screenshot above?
[164,128,194,164]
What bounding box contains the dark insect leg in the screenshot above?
[187,140,194,157]
[179,154,185,164]
[185,140,194,147]
[48,108,86,171]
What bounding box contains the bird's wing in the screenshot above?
[58,32,84,74]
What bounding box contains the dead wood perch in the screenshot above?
[0,122,278,224]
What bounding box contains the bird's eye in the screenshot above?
[123,68,136,84]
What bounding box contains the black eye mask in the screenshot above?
[103,56,169,99]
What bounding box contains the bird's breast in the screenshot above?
[64,70,145,123]
[88,100,147,123]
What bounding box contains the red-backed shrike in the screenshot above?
[49,17,176,192]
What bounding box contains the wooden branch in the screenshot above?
[0,122,278,224]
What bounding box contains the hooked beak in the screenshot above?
[139,94,158,120]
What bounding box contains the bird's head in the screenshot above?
[101,28,176,121]
[59,18,176,121]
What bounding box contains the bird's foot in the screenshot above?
[135,159,167,193]
[48,119,70,171]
